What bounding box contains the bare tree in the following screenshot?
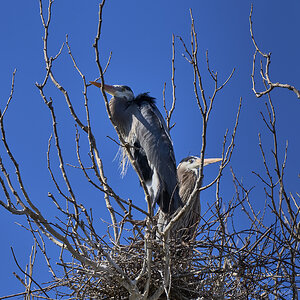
[0,1,299,299]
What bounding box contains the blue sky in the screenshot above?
[0,0,299,296]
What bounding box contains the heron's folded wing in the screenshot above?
[132,102,181,213]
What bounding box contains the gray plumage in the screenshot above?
[91,82,182,214]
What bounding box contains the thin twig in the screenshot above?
[10,247,49,298]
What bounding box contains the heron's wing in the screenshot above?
[131,139,153,182]
[130,102,181,213]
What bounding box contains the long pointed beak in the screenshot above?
[203,158,222,166]
[193,158,222,167]
[89,81,118,96]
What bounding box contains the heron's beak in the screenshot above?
[193,158,222,168]
[203,158,222,166]
[89,81,118,96]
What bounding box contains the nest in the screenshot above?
[38,220,295,300]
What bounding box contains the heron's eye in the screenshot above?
[188,158,194,163]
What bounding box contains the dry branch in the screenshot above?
[249,4,300,99]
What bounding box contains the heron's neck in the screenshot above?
[178,171,200,204]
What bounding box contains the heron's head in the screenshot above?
[178,156,202,175]
[90,82,134,101]
[178,156,222,175]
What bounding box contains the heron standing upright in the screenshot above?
[90,82,182,214]
[172,156,222,240]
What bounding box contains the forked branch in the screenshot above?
[250,4,300,99]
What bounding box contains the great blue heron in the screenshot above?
[90,82,182,214]
[172,156,222,240]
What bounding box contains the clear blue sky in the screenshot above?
[0,0,299,296]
